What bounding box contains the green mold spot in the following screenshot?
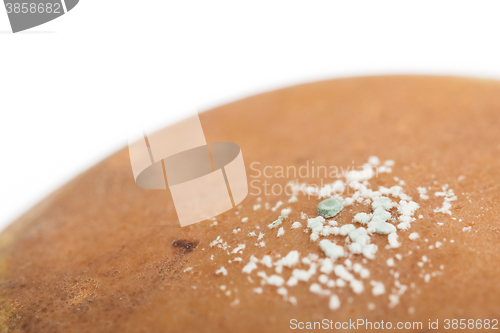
[317,198,343,218]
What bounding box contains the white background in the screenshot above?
[1,1,500,231]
